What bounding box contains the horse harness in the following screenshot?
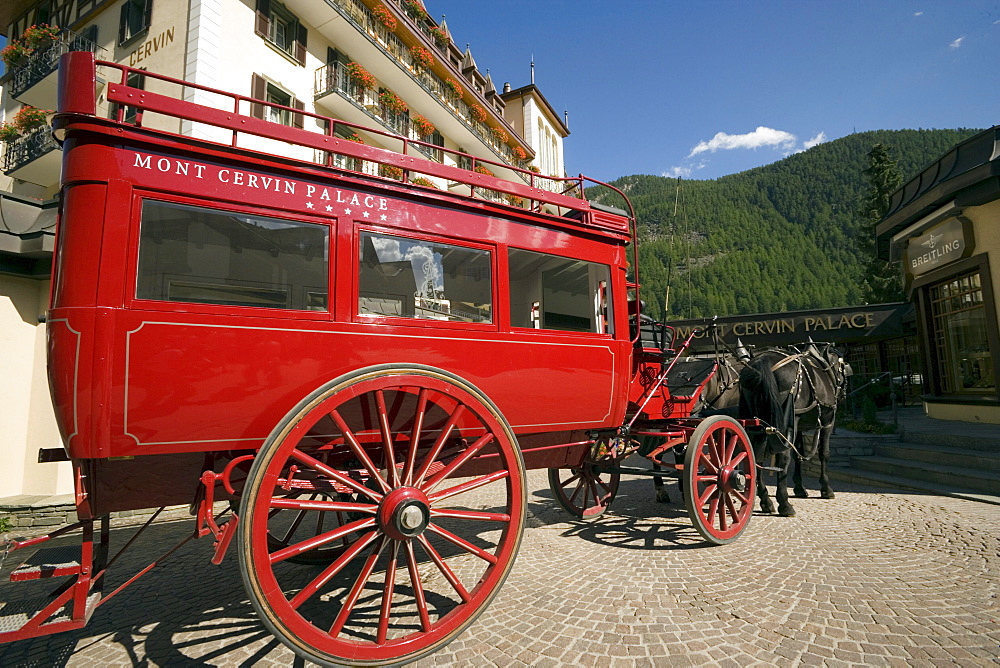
[767,346,846,459]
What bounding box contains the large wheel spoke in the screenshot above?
[426,523,499,565]
[375,390,401,488]
[269,517,375,565]
[377,541,399,645]
[329,537,387,637]
[290,448,382,503]
[288,530,380,609]
[431,508,511,523]
[330,408,391,494]
[428,469,509,503]
[416,535,471,602]
[269,497,376,514]
[404,541,432,632]
[422,433,495,493]
[414,404,467,486]
[403,389,429,485]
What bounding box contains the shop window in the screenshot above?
[508,248,611,334]
[136,200,329,311]
[255,0,307,65]
[358,231,492,323]
[929,271,994,393]
[119,0,152,46]
[250,74,304,128]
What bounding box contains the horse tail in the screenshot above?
[738,355,787,443]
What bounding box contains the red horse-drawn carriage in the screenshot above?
[0,52,758,665]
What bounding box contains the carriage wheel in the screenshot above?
[239,365,526,667]
[682,415,756,545]
[547,439,620,519]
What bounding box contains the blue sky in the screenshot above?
[430,0,1000,182]
[4,2,995,182]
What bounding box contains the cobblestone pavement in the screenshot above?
[1,468,998,667]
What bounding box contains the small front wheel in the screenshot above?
[239,365,526,666]
[683,415,756,545]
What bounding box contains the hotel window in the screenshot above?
[255,0,307,65]
[929,271,995,393]
[118,0,152,46]
[250,74,304,128]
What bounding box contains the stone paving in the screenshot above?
[1,469,998,667]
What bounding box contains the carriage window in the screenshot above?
[508,249,612,334]
[136,201,329,310]
[358,232,492,323]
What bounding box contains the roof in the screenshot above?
[875,126,1000,259]
[500,84,570,137]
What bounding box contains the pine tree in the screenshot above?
[859,143,904,304]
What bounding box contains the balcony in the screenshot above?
[315,62,441,162]
[3,127,61,186]
[317,0,528,172]
[4,28,108,109]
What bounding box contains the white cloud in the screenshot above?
[803,132,827,150]
[914,11,923,16]
[663,166,692,178]
[949,36,965,49]
[687,126,798,158]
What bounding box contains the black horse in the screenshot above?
[737,343,849,516]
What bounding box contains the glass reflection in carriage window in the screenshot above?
[358,231,492,323]
[507,248,612,334]
[136,200,329,310]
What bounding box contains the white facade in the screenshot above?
[0,0,568,498]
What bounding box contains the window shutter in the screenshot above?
[295,23,307,65]
[142,0,153,31]
[250,74,266,119]
[255,0,271,37]
[292,98,305,129]
[118,2,129,43]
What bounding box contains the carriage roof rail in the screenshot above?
[54,51,638,228]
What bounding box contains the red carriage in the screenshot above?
[0,52,758,665]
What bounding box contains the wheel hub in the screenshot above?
[378,487,430,541]
[721,467,748,493]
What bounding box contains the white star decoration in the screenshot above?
[325,205,333,212]
[344,208,352,215]
[305,202,314,209]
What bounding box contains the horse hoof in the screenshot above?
[779,506,796,517]
[655,489,671,504]
[821,490,836,499]
[760,504,775,515]
[794,489,808,498]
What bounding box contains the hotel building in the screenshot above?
[0,0,571,498]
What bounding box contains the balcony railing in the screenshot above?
[6,28,107,103]
[315,62,441,162]
[3,126,59,174]
[324,0,528,171]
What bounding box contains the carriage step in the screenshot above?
[9,545,82,582]
[0,591,101,639]
[0,596,73,633]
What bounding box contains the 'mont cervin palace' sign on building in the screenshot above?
[665,303,911,354]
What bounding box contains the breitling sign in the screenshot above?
[906,217,973,278]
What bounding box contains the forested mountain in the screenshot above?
[587,129,982,321]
